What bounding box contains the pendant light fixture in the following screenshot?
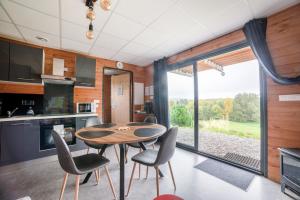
[85,0,111,39]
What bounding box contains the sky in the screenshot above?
[167,59,260,100]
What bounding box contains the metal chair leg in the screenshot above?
[94,169,99,185]
[138,148,142,179]
[152,144,155,149]
[86,147,90,154]
[74,175,80,200]
[145,166,149,179]
[59,173,68,200]
[168,161,176,190]
[126,162,137,197]
[104,166,117,199]
[155,167,160,197]
[113,145,120,164]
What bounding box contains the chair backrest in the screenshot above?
[52,130,78,174]
[144,115,157,124]
[154,127,178,166]
[85,117,102,127]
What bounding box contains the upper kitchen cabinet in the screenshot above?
[75,56,96,87]
[0,40,9,81]
[9,43,44,84]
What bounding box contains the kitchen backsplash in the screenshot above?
[0,93,43,117]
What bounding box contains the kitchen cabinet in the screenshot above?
[9,43,43,83]
[0,40,9,81]
[75,56,96,87]
[76,116,96,149]
[0,120,40,165]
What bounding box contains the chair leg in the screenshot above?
[168,161,176,190]
[86,147,90,154]
[145,166,149,179]
[126,162,137,197]
[59,173,68,200]
[74,175,80,200]
[152,144,155,149]
[104,166,117,199]
[98,149,100,154]
[94,169,99,185]
[113,145,120,164]
[138,148,141,179]
[155,167,160,197]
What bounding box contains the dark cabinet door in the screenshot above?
[0,120,40,165]
[9,43,43,83]
[75,56,96,87]
[0,40,9,81]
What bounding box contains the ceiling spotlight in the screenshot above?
[86,7,96,20]
[35,36,48,42]
[100,0,111,11]
[86,22,94,40]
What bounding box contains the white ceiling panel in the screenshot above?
[94,32,128,51]
[62,38,91,53]
[133,28,170,48]
[130,57,154,66]
[61,0,111,29]
[113,51,138,63]
[1,0,59,35]
[62,21,95,45]
[0,5,11,22]
[90,45,118,59]
[18,26,60,48]
[11,0,59,17]
[0,20,22,39]
[103,13,145,40]
[246,0,299,18]
[121,42,151,56]
[115,0,177,25]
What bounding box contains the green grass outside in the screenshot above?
[199,120,260,139]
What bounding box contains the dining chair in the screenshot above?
[126,115,158,178]
[126,127,178,197]
[52,130,117,200]
[84,117,120,164]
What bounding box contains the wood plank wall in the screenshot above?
[144,3,300,183]
[0,38,145,118]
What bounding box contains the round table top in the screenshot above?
[75,123,167,145]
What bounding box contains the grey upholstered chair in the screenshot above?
[126,127,178,197]
[84,117,120,164]
[52,130,116,200]
[126,115,158,178]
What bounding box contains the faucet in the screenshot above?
[7,107,18,118]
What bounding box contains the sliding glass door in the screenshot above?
[167,46,264,172]
[167,65,195,147]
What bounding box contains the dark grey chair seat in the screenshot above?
[73,153,109,174]
[132,149,158,166]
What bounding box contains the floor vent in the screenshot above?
[223,153,260,170]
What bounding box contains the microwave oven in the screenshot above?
[76,102,96,113]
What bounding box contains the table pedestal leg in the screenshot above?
[119,144,125,200]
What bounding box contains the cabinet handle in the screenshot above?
[81,119,87,121]
[79,82,92,86]
[10,122,32,126]
[17,78,35,81]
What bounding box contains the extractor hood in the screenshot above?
[41,74,76,85]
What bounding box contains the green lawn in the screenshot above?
[199,120,260,139]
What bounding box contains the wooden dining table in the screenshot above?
[75,122,167,200]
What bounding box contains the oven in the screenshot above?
[40,117,76,150]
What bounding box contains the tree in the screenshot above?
[223,98,233,120]
[230,93,260,122]
[170,103,193,127]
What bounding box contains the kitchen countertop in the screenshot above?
[0,113,98,122]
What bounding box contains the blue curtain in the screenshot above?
[153,58,169,128]
[243,18,300,85]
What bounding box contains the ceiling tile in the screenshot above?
[94,32,128,51]
[0,20,22,39]
[1,0,59,35]
[61,0,111,29]
[90,45,118,59]
[0,5,11,22]
[115,0,176,25]
[133,28,170,48]
[62,38,90,53]
[103,13,146,40]
[121,42,151,56]
[112,51,138,63]
[130,57,154,66]
[11,0,59,17]
[246,0,299,18]
[62,21,95,45]
[18,26,60,48]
